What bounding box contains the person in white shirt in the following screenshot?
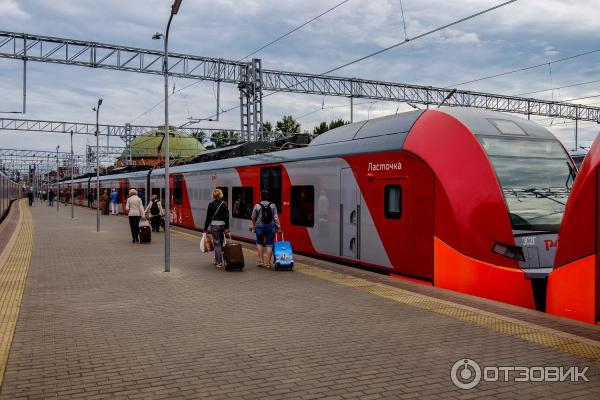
[125,189,145,243]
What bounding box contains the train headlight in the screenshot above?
[492,242,525,261]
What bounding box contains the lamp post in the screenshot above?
[70,130,74,219]
[93,98,103,232]
[153,0,182,273]
[56,145,60,212]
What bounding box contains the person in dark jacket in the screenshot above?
[27,189,34,206]
[204,188,230,268]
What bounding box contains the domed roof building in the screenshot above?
[116,126,205,167]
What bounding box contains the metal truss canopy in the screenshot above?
[0,117,239,138]
[1,31,600,123]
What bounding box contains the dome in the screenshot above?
[121,126,205,160]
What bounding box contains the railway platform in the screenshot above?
[0,200,599,399]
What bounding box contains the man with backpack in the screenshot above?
[250,190,281,268]
[144,194,164,232]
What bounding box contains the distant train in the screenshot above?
[547,133,600,325]
[62,108,576,311]
[0,170,21,220]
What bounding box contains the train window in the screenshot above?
[260,167,282,213]
[161,188,165,204]
[488,119,526,136]
[232,187,253,219]
[384,185,402,219]
[291,186,314,227]
[216,187,228,205]
[174,175,183,205]
[478,136,574,231]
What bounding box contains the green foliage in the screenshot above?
[263,121,273,132]
[276,115,301,134]
[211,130,241,146]
[329,118,350,130]
[312,119,351,136]
[312,121,328,135]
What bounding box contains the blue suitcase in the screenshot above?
[273,232,294,271]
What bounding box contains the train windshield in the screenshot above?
[478,136,576,232]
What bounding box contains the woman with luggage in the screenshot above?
[145,194,165,232]
[125,189,145,243]
[251,190,281,268]
[204,189,230,268]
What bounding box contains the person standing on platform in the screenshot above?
[27,189,34,206]
[87,191,94,208]
[110,189,119,215]
[204,189,230,268]
[251,190,280,268]
[48,188,55,207]
[138,188,146,206]
[102,189,110,215]
[125,189,145,243]
[145,194,164,232]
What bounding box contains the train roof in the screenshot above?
[67,108,562,180]
[440,107,558,140]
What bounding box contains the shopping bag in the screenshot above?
[200,232,214,253]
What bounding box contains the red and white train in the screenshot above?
[63,107,576,311]
[0,170,21,220]
[547,134,600,325]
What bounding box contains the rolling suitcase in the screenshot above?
[139,219,151,243]
[273,232,294,271]
[223,234,244,271]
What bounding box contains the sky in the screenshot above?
[1,0,600,165]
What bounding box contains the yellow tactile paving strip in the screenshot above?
[294,265,600,361]
[169,227,600,360]
[170,228,600,361]
[0,201,32,385]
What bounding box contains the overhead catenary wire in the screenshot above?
[201,0,519,122]
[136,0,353,125]
[241,0,353,61]
[449,48,600,88]
[515,78,600,97]
[399,0,409,41]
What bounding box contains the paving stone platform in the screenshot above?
[0,200,599,399]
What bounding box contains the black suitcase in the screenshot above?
[139,225,152,243]
[223,235,244,271]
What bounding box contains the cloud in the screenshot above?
[0,0,599,156]
[0,0,28,19]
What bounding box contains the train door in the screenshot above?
[340,168,360,260]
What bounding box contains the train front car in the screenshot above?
[547,135,600,324]
[405,108,574,310]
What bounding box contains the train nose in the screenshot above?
[514,232,558,279]
[513,232,558,312]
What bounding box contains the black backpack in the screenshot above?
[150,200,160,216]
[259,202,274,224]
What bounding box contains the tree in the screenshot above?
[329,118,350,130]
[276,115,301,134]
[312,121,328,136]
[211,130,241,146]
[312,119,351,136]
[263,121,273,132]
